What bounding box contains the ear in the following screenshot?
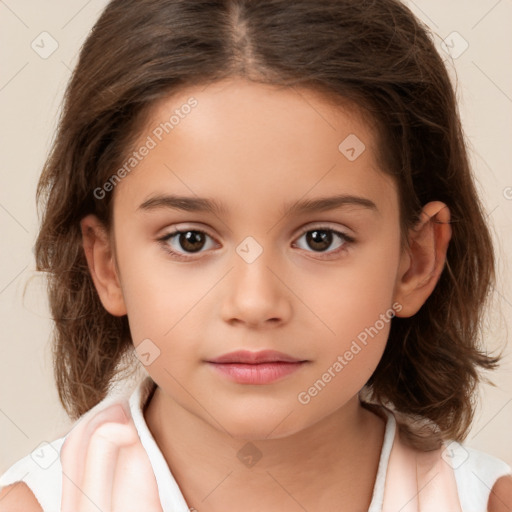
[393,201,452,317]
[80,214,127,316]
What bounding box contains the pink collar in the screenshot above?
[382,418,462,511]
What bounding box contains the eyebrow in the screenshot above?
[138,193,378,216]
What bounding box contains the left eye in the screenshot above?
[293,228,353,254]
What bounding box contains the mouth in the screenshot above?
[206,350,308,385]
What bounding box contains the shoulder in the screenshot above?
[0,377,151,512]
[488,474,512,512]
[447,442,512,512]
[0,388,134,510]
[0,437,65,512]
[0,482,43,511]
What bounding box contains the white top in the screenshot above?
[1,376,510,512]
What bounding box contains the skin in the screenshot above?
[81,78,452,511]
[9,76,496,511]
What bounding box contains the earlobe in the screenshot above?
[80,214,127,317]
[393,201,452,317]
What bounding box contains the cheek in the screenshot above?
[114,238,181,342]
[116,242,218,377]
[301,231,400,340]
[122,271,202,347]
[295,273,396,421]
[295,231,400,392]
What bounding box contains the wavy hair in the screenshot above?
[34,0,500,447]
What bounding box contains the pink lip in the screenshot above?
[208,350,302,364]
[206,350,307,385]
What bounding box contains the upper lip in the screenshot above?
[207,350,304,364]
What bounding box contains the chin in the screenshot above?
[218,408,306,441]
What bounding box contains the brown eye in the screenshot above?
[159,229,217,257]
[178,231,206,253]
[305,230,334,252]
[293,227,354,255]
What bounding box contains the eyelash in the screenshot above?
[157,226,356,261]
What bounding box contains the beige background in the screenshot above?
[0,0,511,474]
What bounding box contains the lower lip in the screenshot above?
[207,362,305,384]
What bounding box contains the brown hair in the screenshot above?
[35,0,500,447]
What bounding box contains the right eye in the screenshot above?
[158,228,218,260]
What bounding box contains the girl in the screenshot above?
[1,0,511,510]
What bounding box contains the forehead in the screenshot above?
[113,78,396,217]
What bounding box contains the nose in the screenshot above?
[220,244,293,329]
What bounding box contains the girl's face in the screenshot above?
[109,78,405,438]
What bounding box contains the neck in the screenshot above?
[144,385,386,512]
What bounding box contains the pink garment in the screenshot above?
[382,425,462,511]
[59,397,462,511]
[60,402,163,512]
